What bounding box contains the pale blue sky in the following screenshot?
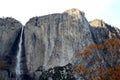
[0,0,119,28]
[90,0,120,28]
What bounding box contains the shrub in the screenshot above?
[73,38,120,80]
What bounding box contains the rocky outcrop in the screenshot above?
[89,19,120,43]
[0,17,22,79]
[24,8,94,74]
[69,19,120,80]
[0,9,120,80]
[24,9,120,80]
[0,17,22,57]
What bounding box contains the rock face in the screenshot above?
[0,18,22,57]
[70,19,120,80]
[24,8,93,73]
[0,9,120,80]
[89,19,120,43]
[24,9,120,80]
[0,17,22,79]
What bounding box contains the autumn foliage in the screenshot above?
[73,38,120,80]
[104,38,120,54]
[73,64,89,74]
[95,64,120,80]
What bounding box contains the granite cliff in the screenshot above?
[24,8,93,72]
[89,19,120,43]
[0,9,120,80]
[0,18,22,79]
[0,18,22,57]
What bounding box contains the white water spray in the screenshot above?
[16,27,24,80]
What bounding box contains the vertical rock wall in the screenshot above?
[0,17,22,79]
[24,9,94,73]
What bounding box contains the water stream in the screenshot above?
[16,27,24,80]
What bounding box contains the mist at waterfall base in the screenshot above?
[15,27,23,80]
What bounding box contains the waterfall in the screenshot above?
[16,26,24,80]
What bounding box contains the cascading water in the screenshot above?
[16,26,24,80]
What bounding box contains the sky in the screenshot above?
[0,0,120,28]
